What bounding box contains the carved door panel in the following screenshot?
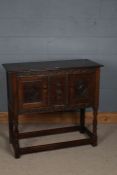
[68,72,95,107]
[49,73,66,108]
[17,75,48,111]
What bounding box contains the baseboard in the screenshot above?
[0,112,117,124]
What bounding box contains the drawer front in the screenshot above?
[17,75,48,111]
[68,72,95,107]
[49,73,66,108]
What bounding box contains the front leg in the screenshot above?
[8,109,14,144]
[12,113,20,158]
[80,108,85,133]
[91,107,98,146]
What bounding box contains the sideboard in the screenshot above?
[3,59,103,158]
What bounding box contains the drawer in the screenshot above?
[68,72,95,107]
[17,75,48,111]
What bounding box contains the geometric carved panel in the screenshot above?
[75,80,88,99]
[68,72,95,106]
[18,75,48,111]
[23,81,42,103]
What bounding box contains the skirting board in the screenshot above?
[0,112,117,124]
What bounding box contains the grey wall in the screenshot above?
[0,0,117,112]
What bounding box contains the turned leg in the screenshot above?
[8,108,14,144]
[12,113,20,158]
[80,108,85,133]
[92,107,98,146]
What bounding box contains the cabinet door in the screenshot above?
[17,75,48,111]
[49,73,66,109]
[68,72,95,107]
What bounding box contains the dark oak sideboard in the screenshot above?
[3,59,103,158]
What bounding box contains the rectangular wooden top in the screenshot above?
[3,59,103,72]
